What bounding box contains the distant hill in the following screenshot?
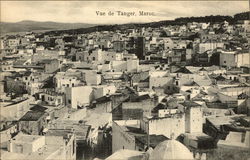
[234,11,250,21]
[43,12,250,36]
[0,20,97,33]
[1,11,249,35]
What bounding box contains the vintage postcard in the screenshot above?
[0,1,249,160]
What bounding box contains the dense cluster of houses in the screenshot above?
[0,19,249,160]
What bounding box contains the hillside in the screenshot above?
[42,12,249,36]
[0,20,96,33]
[1,12,249,35]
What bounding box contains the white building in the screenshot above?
[65,86,93,109]
[85,72,102,86]
[236,52,250,68]
[93,85,117,99]
[199,42,224,53]
[185,105,203,133]
[140,114,185,139]
[55,72,81,92]
[2,132,76,160]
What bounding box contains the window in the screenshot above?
[68,99,71,104]
[16,144,23,153]
[73,140,75,155]
[224,61,226,63]
[175,81,179,86]
[93,57,95,61]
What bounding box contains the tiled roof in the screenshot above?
[30,104,48,112]
[19,111,46,121]
[181,101,201,108]
[174,67,192,74]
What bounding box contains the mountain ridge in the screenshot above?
[0,21,97,33]
[42,11,249,36]
[1,11,249,34]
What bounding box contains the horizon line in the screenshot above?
[1,12,244,24]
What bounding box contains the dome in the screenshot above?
[149,140,194,160]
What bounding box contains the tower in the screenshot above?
[185,103,203,133]
[136,37,145,60]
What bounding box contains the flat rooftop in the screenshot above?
[4,98,29,107]
[136,134,169,148]
[207,115,247,129]
[46,129,73,140]
[12,133,41,143]
[1,143,62,160]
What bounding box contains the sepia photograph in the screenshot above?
[0,1,249,160]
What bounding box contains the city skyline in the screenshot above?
[1,1,249,24]
[0,1,250,160]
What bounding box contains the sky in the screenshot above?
[1,1,249,24]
